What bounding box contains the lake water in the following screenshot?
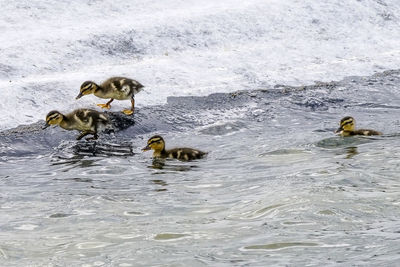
[1,70,399,266]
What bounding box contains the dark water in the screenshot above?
[0,70,400,266]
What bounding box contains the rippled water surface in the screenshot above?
[1,71,400,266]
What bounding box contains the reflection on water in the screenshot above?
[150,158,166,169]
[53,140,134,158]
[151,179,168,186]
[50,155,99,173]
[315,136,371,149]
[315,136,381,159]
[151,179,168,192]
[49,140,136,171]
[72,141,134,157]
[344,146,358,159]
[149,158,199,172]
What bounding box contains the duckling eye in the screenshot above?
[81,82,94,91]
[46,116,58,124]
[148,138,161,145]
[82,85,91,91]
[47,114,59,121]
[342,120,353,126]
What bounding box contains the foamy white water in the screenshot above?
[1,0,400,130]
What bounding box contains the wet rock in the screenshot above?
[1,69,400,158]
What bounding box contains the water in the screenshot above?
[1,70,400,266]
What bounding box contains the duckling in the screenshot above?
[44,109,109,140]
[142,135,207,161]
[76,77,144,115]
[335,116,382,137]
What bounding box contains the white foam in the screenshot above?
[1,0,400,130]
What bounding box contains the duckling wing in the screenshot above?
[65,109,92,131]
[106,77,144,97]
[75,109,94,124]
[75,109,109,130]
[355,129,382,136]
[84,110,109,125]
[167,148,207,161]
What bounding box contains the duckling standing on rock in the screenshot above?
[76,77,144,115]
[44,109,109,140]
[335,116,382,137]
[142,135,207,161]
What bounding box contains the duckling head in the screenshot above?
[336,116,355,134]
[76,81,98,99]
[142,135,165,152]
[44,110,64,129]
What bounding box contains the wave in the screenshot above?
[1,0,400,130]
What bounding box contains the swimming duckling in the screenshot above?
[142,135,207,161]
[76,77,144,115]
[335,116,382,137]
[44,109,109,140]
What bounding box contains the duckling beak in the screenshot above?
[75,93,83,100]
[43,123,50,130]
[335,127,343,134]
[142,145,151,151]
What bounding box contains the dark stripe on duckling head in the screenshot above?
[77,82,96,99]
[80,81,94,90]
[147,135,164,145]
[46,110,61,122]
[340,116,354,126]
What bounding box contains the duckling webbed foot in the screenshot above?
[97,99,114,109]
[122,109,134,115]
[121,97,135,115]
[97,103,111,109]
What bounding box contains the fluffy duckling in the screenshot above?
[142,135,207,161]
[76,77,144,115]
[335,116,382,137]
[44,109,109,140]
